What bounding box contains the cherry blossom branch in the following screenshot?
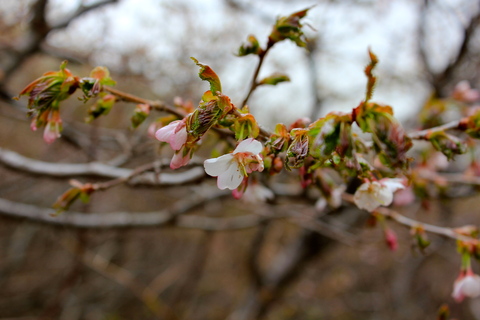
[407,119,462,140]
[104,87,273,140]
[342,194,477,243]
[104,87,185,118]
[240,43,274,108]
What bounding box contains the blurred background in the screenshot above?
[1,0,480,319]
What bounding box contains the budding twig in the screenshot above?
[104,86,185,118]
[408,119,462,140]
[342,193,477,243]
[240,43,274,108]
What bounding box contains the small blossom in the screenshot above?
[353,178,405,212]
[452,81,480,103]
[393,186,416,207]
[155,119,188,151]
[384,228,398,251]
[242,181,274,203]
[315,197,327,212]
[452,269,480,302]
[204,138,264,190]
[328,185,346,208]
[43,110,62,144]
[170,148,193,170]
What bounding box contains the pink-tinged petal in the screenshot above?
[246,162,264,173]
[170,150,190,169]
[233,138,263,155]
[384,228,398,251]
[204,154,234,177]
[393,187,415,206]
[155,121,187,151]
[452,283,465,302]
[155,121,177,142]
[217,162,244,190]
[169,126,188,150]
[43,123,60,144]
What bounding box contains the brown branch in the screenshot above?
[50,0,119,31]
[104,86,185,118]
[106,86,274,140]
[240,43,274,108]
[418,1,480,97]
[2,0,118,81]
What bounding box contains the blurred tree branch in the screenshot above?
[418,0,480,97]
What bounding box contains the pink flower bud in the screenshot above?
[384,228,398,251]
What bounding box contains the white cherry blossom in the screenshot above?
[204,138,264,190]
[353,178,405,212]
[452,270,480,302]
[242,182,274,203]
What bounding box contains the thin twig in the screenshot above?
[407,119,462,140]
[104,87,185,118]
[342,193,477,243]
[240,43,274,108]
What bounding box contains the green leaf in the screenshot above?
[258,73,290,86]
[191,57,222,95]
[238,35,262,56]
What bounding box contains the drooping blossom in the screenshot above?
[452,81,480,103]
[393,186,416,207]
[204,138,264,190]
[170,148,193,170]
[43,109,62,144]
[234,179,274,203]
[384,228,398,251]
[353,178,405,212]
[452,268,480,302]
[155,119,188,150]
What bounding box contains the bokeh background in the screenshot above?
[1,0,480,319]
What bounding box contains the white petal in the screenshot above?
[217,162,244,190]
[462,275,480,298]
[374,184,394,206]
[381,178,405,193]
[233,138,263,155]
[204,154,234,177]
[354,189,381,212]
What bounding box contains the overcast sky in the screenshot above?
[4,0,478,127]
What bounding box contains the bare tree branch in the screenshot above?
[50,0,119,31]
[418,1,480,97]
[0,195,276,230]
[0,147,205,185]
